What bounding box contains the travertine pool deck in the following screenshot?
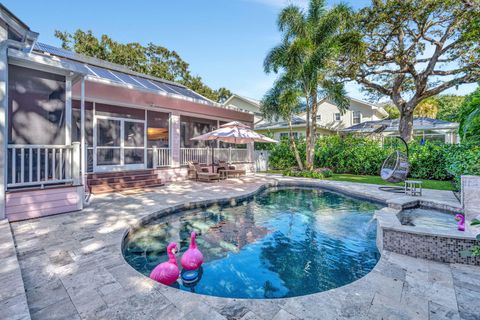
[5,175,480,319]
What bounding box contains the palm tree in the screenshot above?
[261,75,304,169]
[264,0,358,170]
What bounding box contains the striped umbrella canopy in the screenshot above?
[191,121,278,144]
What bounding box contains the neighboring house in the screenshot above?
[223,94,263,124]
[255,97,389,141]
[0,5,254,221]
[342,117,460,144]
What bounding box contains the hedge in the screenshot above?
[267,136,480,190]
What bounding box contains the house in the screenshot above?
[223,94,263,124]
[254,97,389,140]
[341,117,460,144]
[0,5,254,221]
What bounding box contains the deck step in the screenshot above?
[87,169,156,180]
[87,170,164,194]
[87,174,159,185]
[89,179,164,194]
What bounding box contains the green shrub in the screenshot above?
[316,167,333,178]
[445,143,480,189]
[315,135,389,175]
[408,142,451,180]
[282,169,324,179]
[269,138,306,170]
[268,134,478,190]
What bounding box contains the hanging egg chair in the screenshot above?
[379,137,410,193]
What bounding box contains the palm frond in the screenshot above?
[264,42,289,74]
[278,5,306,39]
[320,80,349,113]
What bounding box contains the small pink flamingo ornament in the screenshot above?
[455,214,465,232]
[150,242,180,285]
[181,232,204,271]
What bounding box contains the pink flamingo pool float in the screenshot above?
[181,231,204,270]
[455,214,465,231]
[150,242,180,285]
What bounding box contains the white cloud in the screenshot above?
[245,0,309,9]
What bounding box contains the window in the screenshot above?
[353,111,361,124]
[334,113,341,121]
[147,111,169,148]
[280,132,299,139]
[316,115,322,121]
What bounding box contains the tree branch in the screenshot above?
[422,73,479,99]
[356,75,393,96]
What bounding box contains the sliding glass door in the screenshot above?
[95,116,145,171]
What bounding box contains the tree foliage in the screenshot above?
[263,0,358,169]
[261,76,305,169]
[458,87,480,143]
[434,95,466,122]
[54,30,231,102]
[383,94,466,120]
[342,0,480,141]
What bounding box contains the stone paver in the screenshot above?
[7,175,480,320]
[0,219,30,320]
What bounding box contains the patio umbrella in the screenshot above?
[191,121,278,171]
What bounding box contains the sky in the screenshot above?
[5,0,477,102]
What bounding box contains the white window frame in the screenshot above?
[94,115,146,172]
[334,113,341,121]
[352,111,361,124]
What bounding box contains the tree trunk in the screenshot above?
[305,91,318,170]
[305,100,311,168]
[399,110,414,142]
[288,118,304,170]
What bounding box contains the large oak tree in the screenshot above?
[344,0,480,141]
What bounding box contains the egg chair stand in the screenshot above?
[379,137,410,193]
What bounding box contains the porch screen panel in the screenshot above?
[180,116,217,148]
[124,121,145,165]
[96,118,121,165]
[72,100,94,172]
[95,103,144,120]
[8,65,66,145]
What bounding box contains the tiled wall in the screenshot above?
[383,229,480,266]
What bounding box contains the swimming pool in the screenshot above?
[123,187,382,299]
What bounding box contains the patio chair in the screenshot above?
[216,160,246,179]
[216,160,236,173]
[187,161,220,182]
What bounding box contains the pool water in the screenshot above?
[123,187,382,299]
[397,208,458,230]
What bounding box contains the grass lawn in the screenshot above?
[260,170,455,191]
[324,174,454,191]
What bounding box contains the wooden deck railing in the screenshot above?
[180,147,249,165]
[7,142,81,189]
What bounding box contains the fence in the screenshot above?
[7,142,81,189]
[180,147,250,165]
[254,150,270,172]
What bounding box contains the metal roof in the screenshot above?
[342,117,459,133]
[255,115,334,131]
[33,42,213,105]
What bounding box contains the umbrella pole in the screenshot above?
[211,143,215,173]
